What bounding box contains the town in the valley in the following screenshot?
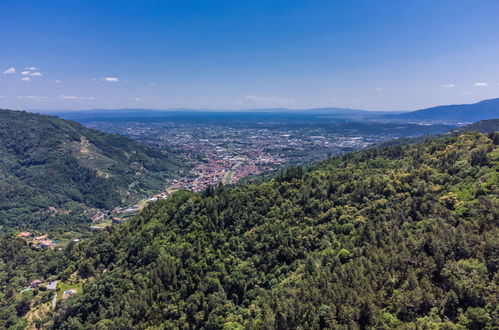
[68,115,451,228]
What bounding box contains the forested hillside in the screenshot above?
[47,132,498,329]
[0,236,67,328]
[459,119,499,134]
[0,109,183,230]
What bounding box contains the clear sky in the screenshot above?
[1,0,499,111]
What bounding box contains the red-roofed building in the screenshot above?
[62,289,78,300]
[30,280,43,288]
[112,217,125,225]
[39,240,53,248]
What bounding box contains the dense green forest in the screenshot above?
[0,109,183,230]
[459,119,499,134]
[0,236,67,328]
[33,131,497,329]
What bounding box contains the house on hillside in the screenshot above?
[112,217,125,225]
[18,232,32,238]
[38,240,54,248]
[91,213,102,222]
[30,280,43,288]
[62,289,77,300]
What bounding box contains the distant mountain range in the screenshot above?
[36,107,388,122]
[266,98,499,122]
[381,98,499,123]
[34,97,499,124]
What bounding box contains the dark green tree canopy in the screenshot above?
[45,132,498,329]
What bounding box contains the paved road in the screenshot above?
[51,291,57,309]
[47,280,58,290]
[222,160,245,184]
[48,280,58,310]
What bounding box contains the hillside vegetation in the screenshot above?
[0,109,182,230]
[47,132,498,329]
[459,119,499,134]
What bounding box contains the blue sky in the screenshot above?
[1,0,499,111]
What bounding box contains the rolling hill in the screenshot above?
[0,109,183,230]
[20,130,496,329]
[458,118,499,133]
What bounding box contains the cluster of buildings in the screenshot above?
[149,191,171,200]
[84,120,380,185]
[90,211,106,222]
[90,203,146,229]
[82,119,391,213]
[21,279,58,293]
[17,232,57,249]
[170,159,234,191]
[168,151,286,191]
[230,161,261,183]
[90,216,129,230]
[22,279,78,303]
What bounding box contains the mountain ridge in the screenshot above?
[381,98,499,123]
[31,97,499,123]
[0,109,183,230]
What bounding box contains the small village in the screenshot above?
[169,153,285,192]
[15,234,91,326]
[17,232,66,250]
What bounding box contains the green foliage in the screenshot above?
[0,129,496,328]
[0,236,66,328]
[0,109,182,230]
[459,119,499,134]
[44,132,499,329]
[442,259,489,306]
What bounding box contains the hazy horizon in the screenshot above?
[2,0,499,111]
[17,96,495,115]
